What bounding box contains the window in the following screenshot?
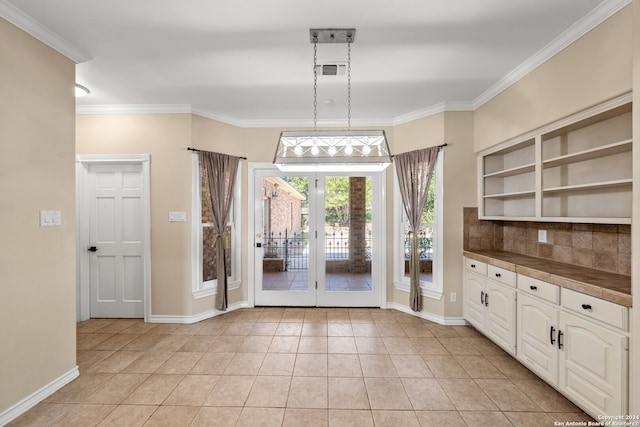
[192,154,241,299]
[393,150,443,299]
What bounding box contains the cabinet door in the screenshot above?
[558,312,628,417]
[463,271,486,330]
[517,294,558,385]
[484,280,516,355]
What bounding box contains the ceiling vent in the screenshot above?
[315,63,346,76]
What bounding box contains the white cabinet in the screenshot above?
[517,293,559,385]
[514,272,628,418]
[479,93,632,223]
[463,258,516,355]
[559,305,628,416]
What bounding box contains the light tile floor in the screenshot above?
[9,307,593,426]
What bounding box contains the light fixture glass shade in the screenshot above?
[274,130,392,172]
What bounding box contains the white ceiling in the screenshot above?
[2,0,625,126]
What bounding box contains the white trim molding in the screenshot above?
[0,0,91,63]
[150,301,250,324]
[77,104,193,115]
[75,154,152,322]
[0,367,79,426]
[387,302,467,326]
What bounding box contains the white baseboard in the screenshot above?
[0,366,79,426]
[149,301,250,324]
[386,302,468,326]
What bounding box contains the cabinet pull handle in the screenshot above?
[470,264,476,268]
[480,291,484,305]
[581,304,592,310]
[484,293,489,307]
[550,326,555,345]
[530,285,537,291]
[495,273,501,278]
[558,330,564,350]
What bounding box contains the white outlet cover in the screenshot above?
[538,229,547,243]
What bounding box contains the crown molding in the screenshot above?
[473,0,631,109]
[392,101,474,126]
[76,104,193,115]
[0,0,91,63]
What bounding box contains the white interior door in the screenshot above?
[88,163,145,318]
[253,166,384,307]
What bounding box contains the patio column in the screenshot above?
[349,177,368,273]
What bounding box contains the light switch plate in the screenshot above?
[40,210,61,226]
[169,211,187,222]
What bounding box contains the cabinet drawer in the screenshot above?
[487,265,516,287]
[518,274,559,305]
[561,288,628,331]
[465,258,487,276]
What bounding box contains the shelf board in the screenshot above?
[542,139,632,169]
[540,216,631,225]
[543,179,632,194]
[484,189,536,199]
[483,163,535,178]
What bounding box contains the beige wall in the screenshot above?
[0,18,77,413]
[391,112,476,318]
[474,5,633,152]
[76,114,196,316]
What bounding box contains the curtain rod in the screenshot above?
[187,147,247,160]
[391,143,447,158]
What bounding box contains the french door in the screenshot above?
[253,167,384,307]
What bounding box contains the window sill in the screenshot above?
[393,280,443,300]
[193,279,241,300]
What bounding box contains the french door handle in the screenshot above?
[557,330,564,350]
[88,246,98,252]
[550,326,556,345]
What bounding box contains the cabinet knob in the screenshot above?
[581,304,592,310]
[495,273,501,278]
[470,264,476,268]
[530,285,537,291]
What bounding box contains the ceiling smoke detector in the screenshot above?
[315,63,346,76]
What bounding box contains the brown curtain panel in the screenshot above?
[394,146,439,312]
[199,151,240,311]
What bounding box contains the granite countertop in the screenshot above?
[463,250,632,307]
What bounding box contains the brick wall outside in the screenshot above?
[263,180,303,239]
[349,177,368,273]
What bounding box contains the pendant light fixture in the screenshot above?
[273,29,391,172]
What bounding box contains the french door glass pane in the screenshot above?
[261,176,309,291]
[325,176,372,292]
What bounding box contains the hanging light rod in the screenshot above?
[187,147,247,160]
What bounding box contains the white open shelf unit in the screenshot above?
[478,92,632,224]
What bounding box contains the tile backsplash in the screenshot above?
[463,207,631,276]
